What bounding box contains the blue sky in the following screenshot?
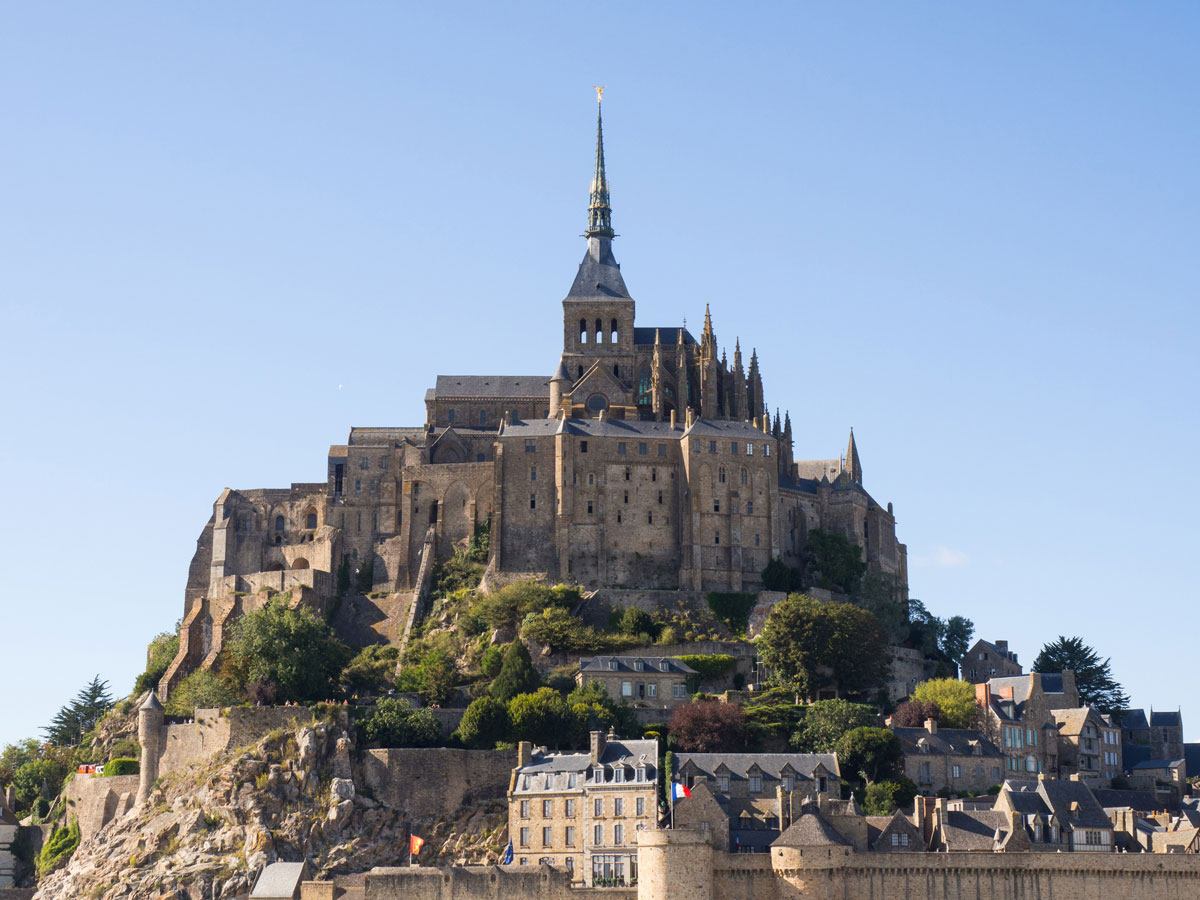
[1,3,1197,748]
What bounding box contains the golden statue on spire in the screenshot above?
[594,85,605,103]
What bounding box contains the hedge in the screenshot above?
[677,654,738,683]
[103,757,140,777]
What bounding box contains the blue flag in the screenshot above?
[502,840,514,865]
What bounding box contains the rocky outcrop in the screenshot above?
[33,721,508,900]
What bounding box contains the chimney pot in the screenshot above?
[924,718,938,735]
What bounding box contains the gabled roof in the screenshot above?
[1121,709,1149,731]
[773,805,850,847]
[432,375,551,400]
[893,727,1003,759]
[1092,789,1160,813]
[681,418,774,439]
[940,810,1008,851]
[1050,707,1106,735]
[1035,778,1113,830]
[1150,711,1182,728]
[677,752,840,781]
[578,656,697,675]
[867,811,922,851]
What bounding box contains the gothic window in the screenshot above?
[740,468,748,485]
[764,444,771,457]
[611,318,619,342]
[718,467,726,483]
[275,515,285,532]
[637,368,652,405]
[580,319,588,344]
[613,364,619,377]
[447,409,455,425]
[595,319,603,343]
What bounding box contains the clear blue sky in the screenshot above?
[2,3,1197,748]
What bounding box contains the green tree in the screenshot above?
[1032,636,1130,714]
[480,645,505,679]
[803,529,866,595]
[508,688,571,748]
[413,648,458,706]
[792,699,878,752]
[0,739,40,788]
[11,757,68,810]
[454,696,511,748]
[225,600,352,703]
[43,676,114,747]
[360,698,441,747]
[758,595,889,700]
[761,557,803,593]
[836,727,903,784]
[134,632,180,695]
[911,679,980,729]
[565,681,637,746]
[490,641,541,703]
[862,778,919,815]
[341,644,400,696]
[940,616,975,672]
[615,606,655,637]
[668,700,747,753]
[165,670,237,716]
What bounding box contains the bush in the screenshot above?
[520,606,639,655]
[165,670,237,717]
[37,817,80,876]
[792,699,879,752]
[480,645,505,678]
[491,641,541,703]
[508,688,571,748]
[454,696,511,748]
[109,738,140,761]
[360,698,441,747]
[762,557,804,593]
[474,581,581,630]
[836,727,903,785]
[613,606,656,638]
[677,654,737,684]
[705,592,756,636]
[341,644,400,696]
[133,632,180,695]
[102,758,140,777]
[862,777,919,815]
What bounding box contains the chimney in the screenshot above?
[776,785,791,831]
[589,730,606,764]
[924,718,938,735]
[995,640,1008,652]
[517,741,533,768]
[975,682,991,709]
[1070,774,1082,783]
[598,409,606,423]
[1037,772,1046,782]
[669,409,676,429]
[685,408,694,428]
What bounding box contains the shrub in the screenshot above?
[109,738,140,761]
[613,606,656,638]
[521,607,639,655]
[165,670,237,717]
[480,645,505,678]
[102,758,140,777]
[836,727,903,785]
[862,778,919,815]
[705,592,756,636]
[341,644,400,696]
[792,699,879,753]
[360,698,441,747]
[761,557,804,593]
[454,696,510,748]
[508,688,571,748]
[133,632,180,695]
[677,654,737,684]
[37,817,80,876]
[490,641,541,703]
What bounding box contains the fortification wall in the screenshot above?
[361,749,512,819]
[63,774,139,841]
[362,865,637,900]
[157,707,315,780]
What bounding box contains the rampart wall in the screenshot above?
[361,749,512,819]
[360,865,636,900]
[63,774,139,841]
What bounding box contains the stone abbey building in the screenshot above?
[164,100,906,693]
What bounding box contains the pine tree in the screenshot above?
[489,641,540,703]
[43,675,113,746]
[1032,636,1130,714]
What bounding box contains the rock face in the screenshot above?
[33,721,508,900]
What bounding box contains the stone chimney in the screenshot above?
[590,730,606,764]
[995,640,1008,652]
[776,785,792,831]
[975,682,991,709]
[517,741,533,768]
[685,408,694,428]
[924,718,938,735]
[669,409,676,429]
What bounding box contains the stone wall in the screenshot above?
[361,749,514,821]
[362,865,637,900]
[157,707,316,782]
[63,774,139,842]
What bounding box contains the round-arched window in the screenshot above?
[586,394,608,412]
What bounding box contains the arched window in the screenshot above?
[274,515,285,532]
[291,557,309,570]
[613,364,620,378]
[305,511,318,529]
[611,318,619,343]
[580,319,588,344]
[578,365,584,379]
[637,368,652,405]
[740,468,748,485]
[595,318,603,343]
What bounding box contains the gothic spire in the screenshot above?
[846,428,862,484]
[586,89,614,239]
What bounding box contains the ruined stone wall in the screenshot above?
[360,749,512,821]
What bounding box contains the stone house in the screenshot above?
[675,752,839,850]
[893,719,1004,797]
[975,671,1080,777]
[575,656,696,709]
[507,731,657,885]
[992,775,1116,851]
[962,639,1022,683]
[1051,707,1122,781]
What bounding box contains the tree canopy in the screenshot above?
[454,696,511,749]
[1032,636,1130,714]
[490,640,541,703]
[43,676,113,747]
[508,688,571,748]
[792,699,879,752]
[803,529,867,595]
[360,697,441,747]
[911,679,980,730]
[758,595,889,700]
[836,726,903,785]
[668,700,747,753]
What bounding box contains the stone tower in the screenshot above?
[637,829,713,900]
[136,691,164,805]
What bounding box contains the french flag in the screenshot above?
[671,782,692,801]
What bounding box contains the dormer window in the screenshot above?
[660,660,670,672]
[635,766,645,783]
[594,765,605,782]
[717,774,730,792]
[614,767,625,783]
[748,774,762,793]
[608,660,617,671]
[781,775,794,792]
[635,661,645,672]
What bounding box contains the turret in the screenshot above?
[136,691,164,805]
[549,358,570,417]
[846,428,862,484]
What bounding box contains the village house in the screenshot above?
[962,639,1022,683]
[575,656,696,708]
[975,671,1080,776]
[893,719,1004,797]
[1051,707,1122,782]
[991,775,1116,851]
[507,730,657,885]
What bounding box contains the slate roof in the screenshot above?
[1185,743,1200,776]
[1131,758,1184,772]
[1035,778,1113,830]
[893,727,1003,759]
[432,375,551,399]
[773,805,850,847]
[578,656,697,675]
[682,418,775,439]
[634,327,696,345]
[1050,707,1106,735]
[987,676,1033,703]
[1151,711,1183,728]
[250,861,307,899]
[677,752,840,781]
[1122,709,1149,731]
[500,418,685,439]
[1123,745,1152,770]
[567,237,631,299]
[1092,789,1160,813]
[940,810,1008,851]
[513,739,658,794]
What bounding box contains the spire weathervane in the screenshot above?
[586,87,614,239]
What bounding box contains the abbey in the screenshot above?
[165,101,905,693]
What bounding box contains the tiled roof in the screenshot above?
[677,752,840,781]
[578,656,697,675]
[432,375,551,399]
[893,727,1003,759]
